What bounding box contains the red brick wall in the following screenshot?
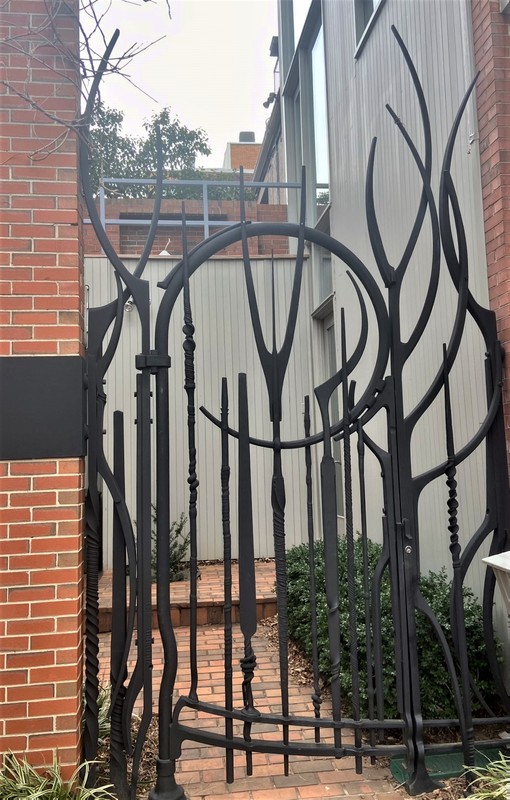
[472,0,510,454]
[0,0,84,778]
[83,197,290,257]
[227,142,261,170]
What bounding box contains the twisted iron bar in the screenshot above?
[442,344,475,776]
[181,208,200,704]
[83,487,100,783]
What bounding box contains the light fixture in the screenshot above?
[124,297,135,312]
[263,92,277,109]
[159,238,171,256]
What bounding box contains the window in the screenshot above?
[281,1,329,226]
[293,0,312,49]
[318,251,332,301]
[355,0,374,42]
[354,0,385,53]
[311,26,329,197]
[292,89,302,185]
[323,314,344,517]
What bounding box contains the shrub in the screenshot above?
[150,507,189,583]
[286,536,500,720]
[0,753,115,799]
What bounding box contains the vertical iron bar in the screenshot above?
[203,182,210,240]
[83,345,102,784]
[182,210,200,702]
[380,382,405,734]
[272,439,290,773]
[387,275,435,794]
[315,392,342,752]
[123,280,154,790]
[152,360,186,800]
[340,310,362,772]
[129,362,154,791]
[110,411,129,799]
[269,257,290,775]
[358,422,376,762]
[221,378,234,784]
[237,169,307,774]
[443,345,474,778]
[238,372,259,776]
[372,515,389,742]
[304,395,322,742]
[99,182,106,255]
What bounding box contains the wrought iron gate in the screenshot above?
[82,28,510,800]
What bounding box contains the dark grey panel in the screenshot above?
[0,356,86,460]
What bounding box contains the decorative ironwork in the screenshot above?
[181,209,200,705]
[237,371,259,777]
[221,377,235,784]
[304,395,322,741]
[81,26,510,800]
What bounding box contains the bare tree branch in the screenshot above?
[1,0,171,160]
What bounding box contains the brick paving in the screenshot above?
[98,620,407,800]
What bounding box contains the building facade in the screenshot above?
[262,0,510,653]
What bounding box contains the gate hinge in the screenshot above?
[135,352,171,373]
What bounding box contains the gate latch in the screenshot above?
[135,353,171,373]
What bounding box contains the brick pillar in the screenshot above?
[0,1,85,779]
[472,0,510,456]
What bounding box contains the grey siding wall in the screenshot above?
[322,0,491,594]
[85,255,315,567]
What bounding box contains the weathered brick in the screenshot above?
[473,0,510,466]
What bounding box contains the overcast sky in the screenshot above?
[89,0,279,167]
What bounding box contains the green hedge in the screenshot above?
[286,537,500,720]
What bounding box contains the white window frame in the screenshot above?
[354,0,386,59]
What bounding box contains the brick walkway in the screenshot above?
[98,622,407,800]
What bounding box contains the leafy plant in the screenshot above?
[0,753,115,799]
[89,101,211,197]
[150,507,189,583]
[467,753,510,799]
[157,166,258,201]
[286,536,501,720]
[97,683,111,743]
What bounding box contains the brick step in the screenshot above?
[99,596,277,633]
[98,560,277,633]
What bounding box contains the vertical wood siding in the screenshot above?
[322,0,491,595]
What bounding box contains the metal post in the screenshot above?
[99,182,106,255]
[203,181,210,239]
